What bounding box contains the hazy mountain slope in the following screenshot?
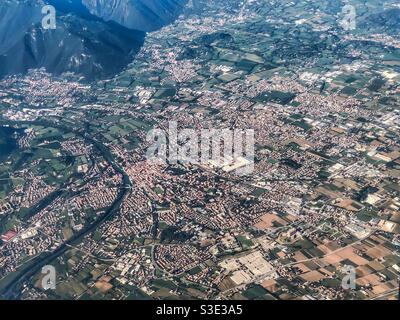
[0,13,145,80]
[0,0,43,54]
[82,0,188,32]
[0,0,186,80]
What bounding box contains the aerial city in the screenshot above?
[0,0,399,304]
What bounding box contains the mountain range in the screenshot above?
[0,0,187,81]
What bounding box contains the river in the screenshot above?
[0,120,132,300]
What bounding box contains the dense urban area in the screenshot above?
[0,0,399,300]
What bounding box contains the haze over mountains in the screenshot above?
[82,0,188,32]
[0,0,187,80]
